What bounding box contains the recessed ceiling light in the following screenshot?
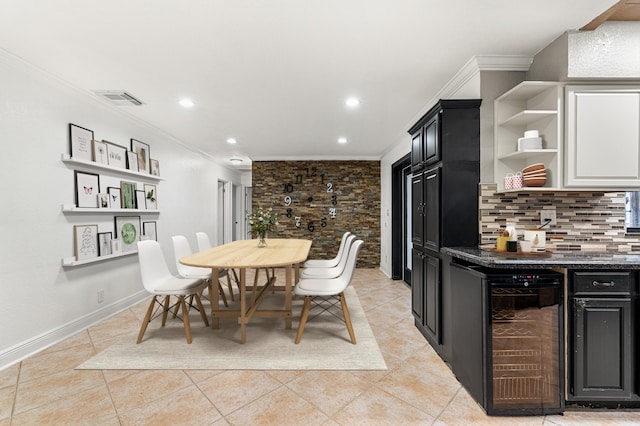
[227,138,237,144]
[337,137,348,144]
[345,97,360,108]
[179,98,195,108]
[229,158,243,165]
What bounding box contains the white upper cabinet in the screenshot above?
[565,85,640,188]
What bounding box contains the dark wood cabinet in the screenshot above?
[409,99,481,357]
[568,271,639,405]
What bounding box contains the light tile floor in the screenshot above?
[2,269,639,425]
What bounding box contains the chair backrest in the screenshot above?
[334,239,364,290]
[195,231,211,252]
[137,240,173,292]
[172,235,208,277]
[334,231,352,260]
[332,234,356,273]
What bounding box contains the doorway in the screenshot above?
[391,153,412,285]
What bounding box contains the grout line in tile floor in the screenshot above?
[1,268,639,425]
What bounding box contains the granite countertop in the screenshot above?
[442,247,640,269]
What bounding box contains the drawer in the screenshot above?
[572,271,632,295]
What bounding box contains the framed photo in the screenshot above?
[75,171,100,208]
[143,183,157,209]
[107,187,121,209]
[111,239,122,255]
[114,216,141,253]
[150,158,160,176]
[105,141,127,169]
[97,232,113,256]
[120,181,136,209]
[92,140,108,164]
[143,221,157,241]
[74,224,98,260]
[126,151,139,172]
[135,190,146,210]
[69,123,94,161]
[131,139,150,173]
[97,193,110,208]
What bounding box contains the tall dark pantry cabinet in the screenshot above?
[409,99,481,358]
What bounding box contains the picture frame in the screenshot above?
[105,141,127,169]
[97,193,110,208]
[75,171,100,208]
[111,238,122,255]
[131,139,151,173]
[114,216,141,253]
[107,187,121,209]
[92,140,108,164]
[126,150,139,172]
[74,224,98,260]
[143,221,157,241]
[150,158,160,177]
[69,123,94,161]
[97,232,113,256]
[120,181,136,209]
[135,190,146,210]
[143,183,157,209]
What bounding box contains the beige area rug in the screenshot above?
[77,287,387,370]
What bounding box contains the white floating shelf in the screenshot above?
[500,110,557,127]
[497,149,558,160]
[61,204,160,214]
[62,251,137,267]
[61,154,164,181]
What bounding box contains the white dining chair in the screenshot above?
[300,234,356,279]
[172,235,229,307]
[195,231,238,301]
[303,231,351,268]
[294,239,363,344]
[136,240,209,344]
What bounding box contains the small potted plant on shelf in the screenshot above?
[247,207,279,247]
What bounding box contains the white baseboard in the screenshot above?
[0,290,147,371]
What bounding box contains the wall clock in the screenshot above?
[282,165,337,232]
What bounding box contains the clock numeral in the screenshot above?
[329,207,337,218]
[307,221,315,232]
[326,182,333,193]
[331,195,338,205]
[295,174,302,184]
[286,208,293,218]
[306,167,317,178]
[320,217,327,227]
[284,195,292,206]
[283,183,294,193]
[320,174,325,184]
[295,216,301,228]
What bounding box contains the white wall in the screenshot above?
[0,51,241,369]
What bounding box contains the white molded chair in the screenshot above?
[294,239,363,344]
[172,235,229,307]
[136,240,209,344]
[303,232,351,268]
[195,231,238,300]
[300,234,356,279]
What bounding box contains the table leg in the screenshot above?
[211,268,220,329]
[240,268,247,343]
[285,264,292,329]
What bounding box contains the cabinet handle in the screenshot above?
[591,280,615,288]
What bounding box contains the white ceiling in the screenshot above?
[0,0,616,168]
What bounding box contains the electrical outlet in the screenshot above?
[540,208,557,226]
[97,289,104,304]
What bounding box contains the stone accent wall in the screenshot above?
[251,161,380,267]
[479,183,640,253]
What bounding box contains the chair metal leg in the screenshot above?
[218,281,229,307]
[179,296,193,344]
[225,272,235,301]
[194,293,209,327]
[136,296,157,344]
[161,295,171,326]
[295,296,312,344]
[340,292,356,344]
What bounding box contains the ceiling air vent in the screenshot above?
[94,90,145,106]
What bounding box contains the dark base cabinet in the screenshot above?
[412,248,440,347]
[568,271,640,407]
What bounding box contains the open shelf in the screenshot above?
[61,204,159,214]
[61,251,137,267]
[61,154,164,181]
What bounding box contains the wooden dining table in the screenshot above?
[179,238,312,343]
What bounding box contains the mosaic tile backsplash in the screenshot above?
[479,184,640,253]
